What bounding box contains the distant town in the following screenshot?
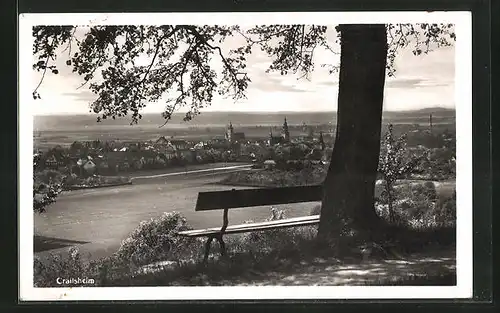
[33,108,455,182]
[34,117,339,177]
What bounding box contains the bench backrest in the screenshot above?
[195,184,323,211]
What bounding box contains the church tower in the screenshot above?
[319,131,325,151]
[226,121,234,143]
[282,117,290,143]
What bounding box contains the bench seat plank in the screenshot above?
[178,215,320,237]
[195,185,323,211]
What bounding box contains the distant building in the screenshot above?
[156,136,169,145]
[225,122,234,143]
[155,136,190,150]
[306,148,323,161]
[282,117,290,143]
[169,139,189,150]
[319,131,325,151]
[263,159,276,170]
[95,157,109,172]
[225,121,245,143]
[45,155,59,169]
[83,160,97,175]
[194,142,206,149]
[44,153,67,169]
[268,117,291,146]
[207,137,229,150]
[268,128,285,146]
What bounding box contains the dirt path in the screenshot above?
[216,248,456,286]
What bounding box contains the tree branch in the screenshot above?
[184,26,241,86]
[140,26,180,86]
[76,55,105,90]
[158,41,199,128]
[237,27,290,45]
[33,38,55,99]
[124,26,181,123]
[61,28,77,56]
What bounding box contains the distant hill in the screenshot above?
[33,107,455,131]
[383,107,454,116]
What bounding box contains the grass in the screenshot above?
[220,165,327,187]
[34,207,456,288]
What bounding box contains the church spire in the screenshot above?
[282,116,290,142]
[226,121,234,143]
[319,131,325,151]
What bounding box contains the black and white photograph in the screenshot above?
[19,12,472,300]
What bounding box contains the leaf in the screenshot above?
[52,69,59,74]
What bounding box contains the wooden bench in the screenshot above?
[178,185,323,262]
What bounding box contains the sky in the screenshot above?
[30,25,455,115]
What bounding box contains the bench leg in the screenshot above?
[203,236,215,263]
[215,234,226,257]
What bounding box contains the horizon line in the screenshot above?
[33,107,456,117]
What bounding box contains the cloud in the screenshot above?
[317,81,338,87]
[249,61,311,93]
[62,90,97,102]
[259,76,310,93]
[386,77,452,89]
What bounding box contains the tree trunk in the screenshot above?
[318,24,388,242]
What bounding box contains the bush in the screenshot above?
[221,164,327,187]
[410,181,437,202]
[35,169,63,184]
[34,212,205,287]
[435,189,456,226]
[376,182,456,229]
[34,247,90,287]
[34,208,321,287]
[115,211,202,267]
[33,155,63,213]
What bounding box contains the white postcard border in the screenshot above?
[19,11,473,301]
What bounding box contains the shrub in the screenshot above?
[35,169,64,184]
[221,163,327,188]
[378,124,421,223]
[34,208,323,287]
[376,182,456,229]
[115,211,203,267]
[34,247,90,287]
[413,181,438,201]
[63,173,79,185]
[434,189,456,227]
[34,212,206,287]
[33,155,63,213]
